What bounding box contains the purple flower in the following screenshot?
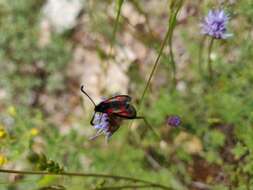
[201,10,232,39]
[90,113,121,140]
[90,113,112,140]
[167,115,181,127]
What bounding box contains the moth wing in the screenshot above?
[112,104,137,119]
[103,95,131,104]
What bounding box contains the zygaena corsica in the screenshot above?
[80,85,159,140]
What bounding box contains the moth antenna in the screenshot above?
[80,85,96,107]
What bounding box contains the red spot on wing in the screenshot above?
[100,95,136,119]
[106,108,114,114]
[113,105,137,119]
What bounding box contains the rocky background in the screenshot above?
[0,0,252,189]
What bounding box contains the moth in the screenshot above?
[81,86,140,123]
[80,85,159,139]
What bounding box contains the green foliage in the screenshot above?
[27,152,64,173]
[232,143,248,160]
[0,0,71,104]
[0,0,253,190]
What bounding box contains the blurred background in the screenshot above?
[0,0,253,189]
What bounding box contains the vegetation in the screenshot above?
[0,0,252,189]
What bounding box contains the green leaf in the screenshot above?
[231,143,248,160]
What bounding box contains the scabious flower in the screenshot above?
[167,115,181,127]
[91,113,121,140]
[92,113,111,138]
[201,9,232,39]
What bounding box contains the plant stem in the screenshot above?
[139,26,171,107]
[128,27,171,141]
[107,0,124,58]
[207,38,214,79]
[112,0,124,45]
[168,0,184,86]
[94,184,164,190]
[104,0,124,90]
[0,169,171,190]
[129,1,184,140]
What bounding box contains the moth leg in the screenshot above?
[90,112,97,125]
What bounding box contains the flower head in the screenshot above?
[91,113,121,140]
[93,113,110,137]
[0,154,7,166]
[201,9,232,39]
[167,115,181,127]
[0,125,7,139]
[30,128,39,136]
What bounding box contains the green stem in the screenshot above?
[168,1,183,86]
[0,169,171,190]
[112,0,124,45]
[104,0,124,90]
[130,28,170,140]
[130,1,184,140]
[94,184,165,190]
[207,38,214,79]
[139,27,171,106]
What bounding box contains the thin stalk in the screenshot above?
[126,1,184,141]
[139,27,171,107]
[207,38,214,79]
[112,0,124,46]
[130,1,184,139]
[168,0,183,86]
[103,0,124,90]
[0,169,171,190]
[94,184,165,190]
[128,28,171,140]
